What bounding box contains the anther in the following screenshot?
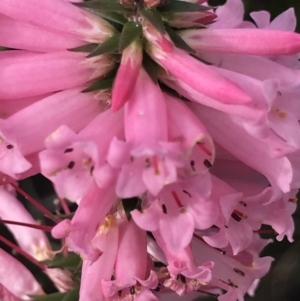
[190,160,196,171]
[162,204,167,214]
[227,279,238,288]
[231,212,242,222]
[239,201,247,207]
[232,209,247,221]
[233,268,245,277]
[6,144,13,149]
[130,286,135,295]
[64,148,73,153]
[203,159,212,168]
[182,190,191,198]
[67,161,75,169]
[289,197,298,204]
[90,166,94,175]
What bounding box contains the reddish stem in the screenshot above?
[59,198,71,214]
[0,219,52,232]
[10,183,57,222]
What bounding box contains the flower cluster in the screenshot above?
[0,0,300,301]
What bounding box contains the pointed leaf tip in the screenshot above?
[73,0,132,13]
[82,75,115,93]
[139,8,165,34]
[119,22,142,52]
[68,44,98,53]
[165,26,195,54]
[143,51,159,84]
[87,34,120,58]
[158,1,213,13]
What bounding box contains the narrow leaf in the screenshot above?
[82,76,115,93]
[29,293,67,301]
[87,33,120,58]
[73,0,132,13]
[139,8,165,33]
[158,0,213,13]
[165,26,195,54]
[42,252,81,270]
[119,22,142,51]
[88,11,127,25]
[68,43,98,53]
[61,288,79,301]
[143,51,159,84]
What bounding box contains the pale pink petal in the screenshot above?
[182,29,300,55]
[209,0,244,29]
[0,93,52,119]
[250,11,270,28]
[200,53,300,88]
[149,47,252,104]
[269,8,297,31]
[0,14,84,52]
[0,51,113,99]
[189,103,294,194]
[0,0,90,37]
[0,249,43,300]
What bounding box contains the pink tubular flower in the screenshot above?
[1,0,300,301]
[0,51,114,99]
[111,40,143,112]
[180,28,300,55]
[0,248,44,300]
[39,108,124,202]
[147,45,252,105]
[52,183,116,261]
[79,215,119,301]
[0,87,106,178]
[102,218,158,301]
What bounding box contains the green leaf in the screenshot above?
[29,292,67,301]
[87,33,120,58]
[139,8,165,33]
[42,252,82,270]
[165,26,195,54]
[73,0,132,13]
[142,52,159,84]
[119,22,142,51]
[88,11,127,25]
[68,43,98,53]
[158,0,212,13]
[61,288,79,301]
[82,75,115,93]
